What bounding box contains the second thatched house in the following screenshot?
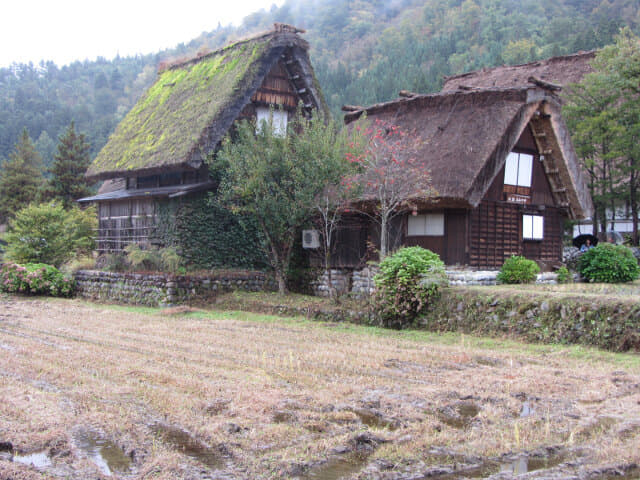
[80,24,326,257]
[338,84,593,270]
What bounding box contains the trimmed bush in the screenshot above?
[0,263,75,297]
[556,265,572,284]
[373,246,447,329]
[578,243,640,283]
[497,255,540,284]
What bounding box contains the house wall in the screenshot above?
[97,199,157,253]
[468,125,566,269]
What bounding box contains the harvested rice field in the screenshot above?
[0,295,639,479]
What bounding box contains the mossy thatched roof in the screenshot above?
[86,25,325,180]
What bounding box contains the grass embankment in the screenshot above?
[0,295,639,479]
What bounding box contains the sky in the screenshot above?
[0,0,285,68]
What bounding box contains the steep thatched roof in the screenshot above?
[442,51,595,93]
[86,24,327,181]
[344,86,593,219]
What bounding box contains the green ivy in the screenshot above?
[154,193,267,271]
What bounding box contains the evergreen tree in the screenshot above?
[48,122,93,207]
[0,129,45,223]
[565,28,640,244]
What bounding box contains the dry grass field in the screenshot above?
[1,294,639,479]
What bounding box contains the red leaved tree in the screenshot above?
[345,119,434,259]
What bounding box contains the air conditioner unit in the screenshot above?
[302,229,320,249]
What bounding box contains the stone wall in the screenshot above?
[74,270,277,307]
[313,267,559,296]
[426,288,640,352]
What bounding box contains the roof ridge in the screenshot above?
[161,24,306,72]
[343,86,545,123]
[443,50,596,83]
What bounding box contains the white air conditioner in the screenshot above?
[302,229,320,249]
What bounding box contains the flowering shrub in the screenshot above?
[0,263,75,297]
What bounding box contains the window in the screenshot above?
[504,152,533,187]
[407,213,445,236]
[256,107,288,137]
[523,214,544,240]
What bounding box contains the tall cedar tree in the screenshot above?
[0,129,44,223]
[48,122,92,207]
[565,29,640,243]
[216,110,360,294]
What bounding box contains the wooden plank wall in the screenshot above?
[469,201,564,269]
[469,201,520,268]
[97,199,157,252]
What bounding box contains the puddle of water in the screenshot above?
[438,402,480,429]
[520,401,534,418]
[351,409,398,431]
[299,453,368,480]
[13,451,52,469]
[418,451,571,479]
[150,423,223,470]
[500,453,566,475]
[74,431,132,476]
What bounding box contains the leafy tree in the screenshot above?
[216,110,360,294]
[3,203,96,267]
[346,119,434,259]
[47,122,93,207]
[565,28,640,244]
[0,129,45,223]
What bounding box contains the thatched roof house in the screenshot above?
[81,24,326,253]
[340,85,593,269]
[86,23,326,182]
[442,50,595,93]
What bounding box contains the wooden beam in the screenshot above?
[341,105,364,112]
[528,76,562,91]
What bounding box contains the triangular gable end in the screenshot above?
[467,95,592,220]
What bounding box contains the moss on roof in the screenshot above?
[87,30,314,180]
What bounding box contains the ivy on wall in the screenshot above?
[154,193,268,270]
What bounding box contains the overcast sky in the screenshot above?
[0,0,285,68]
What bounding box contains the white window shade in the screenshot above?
[504,152,533,187]
[407,213,444,236]
[504,152,519,186]
[256,107,288,136]
[518,154,533,187]
[523,214,544,240]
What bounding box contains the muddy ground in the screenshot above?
[0,295,639,479]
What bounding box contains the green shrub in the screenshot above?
[0,263,75,297]
[556,265,572,284]
[159,247,182,274]
[497,256,540,284]
[372,246,447,329]
[101,253,130,272]
[123,244,185,273]
[578,243,640,283]
[3,203,96,267]
[124,243,162,271]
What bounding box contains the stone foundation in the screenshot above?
[74,270,277,307]
[313,267,559,296]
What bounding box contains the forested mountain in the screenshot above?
[0,0,638,165]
